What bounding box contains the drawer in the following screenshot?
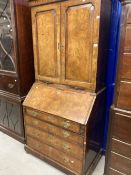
[112,112,131,144]
[108,168,124,175]
[27,137,83,174]
[121,53,131,80]
[26,125,84,160]
[110,152,131,175]
[112,139,131,159]
[0,75,18,94]
[117,82,131,110]
[25,115,84,145]
[25,108,85,134]
[124,25,131,50]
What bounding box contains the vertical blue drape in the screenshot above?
[102,0,121,153]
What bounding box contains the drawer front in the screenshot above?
[112,139,131,159]
[26,109,84,134]
[26,125,83,160]
[110,152,131,175]
[121,53,131,80]
[117,82,131,110]
[0,75,18,94]
[112,112,131,144]
[27,137,83,174]
[25,115,84,145]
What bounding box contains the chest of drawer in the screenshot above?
[27,136,83,174]
[26,125,84,160]
[25,115,84,145]
[112,139,131,159]
[25,108,85,135]
[112,112,131,144]
[110,152,131,175]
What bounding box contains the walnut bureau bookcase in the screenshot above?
[23,0,111,174]
[0,0,34,143]
[104,0,131,175]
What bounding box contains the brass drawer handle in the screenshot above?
[63,121,71,128]
[63,131,70,138]
[30,111,38,117]
[36,144,41,149]
[36,132,40,137]
[8,83,15,89]
[48,115,52,120]
[64,157,74,164]
[64,157,69,163]
[63,144,70,151]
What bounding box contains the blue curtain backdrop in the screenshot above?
[102,0,121,153]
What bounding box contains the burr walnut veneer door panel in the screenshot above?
[32,4,60,83]
[61,0,100,90]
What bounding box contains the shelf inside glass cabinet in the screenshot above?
[0,0,16,72]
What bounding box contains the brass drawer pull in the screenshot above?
[31,111,38,117]
[64,157,69,163]
[63,121,71,128]
[63,144,70,151]
[63,131,70,138]
[35,132,40,137]
[8,83,15,89]
[64,157,74,164]
[48,115,52,120]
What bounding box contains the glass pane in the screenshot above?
[0,0,15,71]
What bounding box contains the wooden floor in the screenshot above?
[0,131,105,175]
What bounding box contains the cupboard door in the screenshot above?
[32,4,60,83]
[0,0,17,72]
[61,0,100,90]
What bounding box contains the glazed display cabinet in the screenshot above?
[0,0,34,143]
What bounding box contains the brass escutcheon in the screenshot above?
[8,83,15,89]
